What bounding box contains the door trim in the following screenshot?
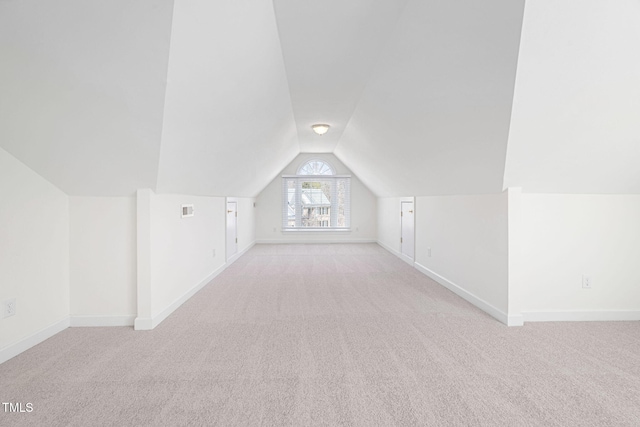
[226,199,238,262]
[400,198,415,265]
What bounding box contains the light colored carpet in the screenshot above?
[1,243,639,426]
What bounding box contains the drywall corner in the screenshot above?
[135,189,153,330]
[507,187,523,325]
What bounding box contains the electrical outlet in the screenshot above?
[427,247,432,257]
[4,298,16,318]
[212,249,216,258]
[582,275,592,289]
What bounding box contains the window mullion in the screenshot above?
[330,177,338,227]
[295,178,302,227]
[283,160,350,230]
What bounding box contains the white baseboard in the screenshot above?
[376,241,402,258]
[0,316,70,365]
[414,262,510,326]
[256,239,377,244]
[507,314,524,327]
[227,240,255,265]
[134,317,153,330]
[135,259,232,331]
[522,310,640,323]
[400,253,415,266]
[70,315,135,327]
[377,241,418,268]
[135,242,256,331]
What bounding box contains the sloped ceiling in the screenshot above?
[4,0,633,198]
[504,0,640,194]
[0,0,174,196]
[273,0,409,154]
[155,0,299,197]
[335,0,525,196]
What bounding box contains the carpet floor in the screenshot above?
[1,243,639,426]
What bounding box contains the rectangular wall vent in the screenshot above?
[181,204,194,218]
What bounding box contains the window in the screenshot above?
[297,159,334,176]
[283,160,350,230]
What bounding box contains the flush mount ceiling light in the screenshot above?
[311,124,330,136]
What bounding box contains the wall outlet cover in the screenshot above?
[4,298,16,318]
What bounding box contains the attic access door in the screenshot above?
[226,201,237,260]
[401,201,415,261]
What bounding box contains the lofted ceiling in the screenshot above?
[273,0,409,154]
[155,0,299,197]
[503,0,640,194]
[1,0,637,197]
[0,0,174,196]
[335,0,525,196]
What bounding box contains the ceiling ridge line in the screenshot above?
[154,0,180,195]
[270,0,302,155]
[334,0,412,156]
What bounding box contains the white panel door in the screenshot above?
[401,201,414,260]
[226,201,237,259]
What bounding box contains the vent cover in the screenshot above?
[181,204,194,218]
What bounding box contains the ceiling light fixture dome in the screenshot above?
[311,124,330,135]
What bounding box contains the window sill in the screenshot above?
[282,228,351,232]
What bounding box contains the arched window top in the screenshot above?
[297,159,335,176]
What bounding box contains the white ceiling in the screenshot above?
[273,0,409,154]
[0,0,174,196]
[504,0,640,194]
[1,0,637,197]
[155,0,299,197]
[335,0,525,196]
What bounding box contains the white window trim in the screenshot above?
[282,174,351,231]
[296,158,336,176]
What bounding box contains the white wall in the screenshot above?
[149,193,226,320]
[0,148,69,360]
[255,153,377,243]
[520,194,640,321]
[69,197,136,324]
[377,197,402,255]
[506,188,523,325]
[414,193,509,322]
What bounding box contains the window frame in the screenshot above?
[282,172,351,231]
[296,159,335,176]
